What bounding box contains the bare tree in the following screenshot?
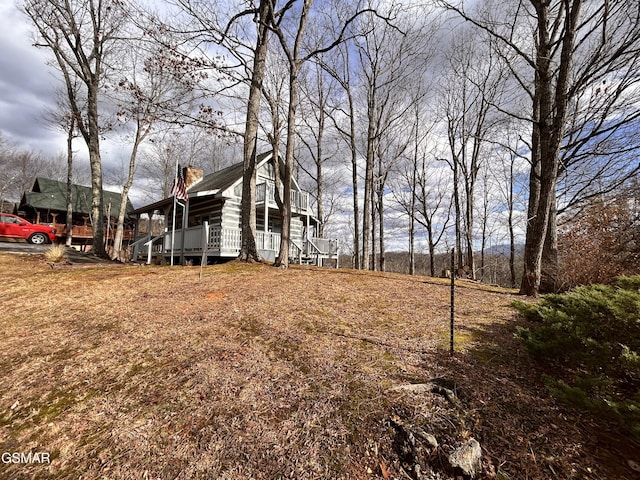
[320,29,362,268]
[0,135,65,205]
[440,27,507,279]
[268,0,386,268]
[147,0,270,261]
[391,104,437,275]
[24,0,125,257]
[297,56,342,238]
[42,83,84,247]
[236,0,273,262]
[490,128,529,289]
[107,32,204,260]
[351,2,433,270]
[416,159,452,277]
[439,0,640,295]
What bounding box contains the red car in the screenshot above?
[0,213,57,244]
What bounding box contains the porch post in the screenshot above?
[200,221,209,278]
[264,195,268,251]
[170,197,177,266]
[179,200,189,265]
[306,192,310,240]
[146,216,153,265]
[132,213,140,260]
[146,232,153,265]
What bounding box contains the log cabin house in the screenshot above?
[15,177,135,249]
[130,151,339,266]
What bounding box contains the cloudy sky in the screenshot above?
[0,2,162,205]
[0,2,68,156]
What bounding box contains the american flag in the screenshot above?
[171,164,189,202]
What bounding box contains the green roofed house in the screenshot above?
[15,177,135,248]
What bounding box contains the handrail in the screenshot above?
[290,238,303,252]
[131,233,166,264]
[305,237,338,256]
[130,233,165,248]
[306,237,321,254]
[289,238,303,263]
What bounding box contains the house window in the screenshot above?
[265,161,274,178]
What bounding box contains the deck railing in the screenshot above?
[134,226,337,262]
[51,222,135,241]
[256,182,308,212]
[256,230,280,251]
[305,237,339,256]
[209,226,242,252]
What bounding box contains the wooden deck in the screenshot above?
[132,226,338,266]
[51,222,135,242]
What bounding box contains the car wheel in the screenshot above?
[29,233,48,245]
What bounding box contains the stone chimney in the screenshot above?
[184,166,203,188]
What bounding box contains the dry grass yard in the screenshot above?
[1,253,638,479]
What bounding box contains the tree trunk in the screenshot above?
[349,95,361,269]
[508,159,517,288]
[87,86,105,257]
[465,179,475,279]
[409,190,415,276]
[520,0,580,295]
[378,184,385,272]
[112,131,140,261]
[370,188,377,271]
[316,99,324,238]
[362,91,375,270]
[238,0,272,263]
[520,168,556,295]
[540,189,559,293]
[65,117,74,248]
[453,160,463,268]
[275,63,297,268]
[409,111,419,276]
[429,237,436,278]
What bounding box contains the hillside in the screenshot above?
[0,254,637,479]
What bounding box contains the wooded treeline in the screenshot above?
[3,0,639,294]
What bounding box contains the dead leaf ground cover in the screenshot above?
[0,253,637,479]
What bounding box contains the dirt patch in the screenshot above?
[0,254,637,479]
[204,290,226,301]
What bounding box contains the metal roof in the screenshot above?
[20,178,135,218]
[130,152,274,215]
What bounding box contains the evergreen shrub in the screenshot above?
[514,276,640,437]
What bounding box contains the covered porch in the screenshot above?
[131,224,339,266]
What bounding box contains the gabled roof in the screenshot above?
[130,151,306,215]
[188,161,244,194]
[20,178,135,218]
[189,152,272,195]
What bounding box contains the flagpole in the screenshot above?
[170,156,179,266]
[180,198,188,266]
[171,194,176,266]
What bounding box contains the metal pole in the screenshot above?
[180,199,188,266]
[450,247,455,356]
[170,156,180,266]
[170,195,177,266]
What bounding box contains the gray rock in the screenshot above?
[448,438,482,478]
[390,381,460,405]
